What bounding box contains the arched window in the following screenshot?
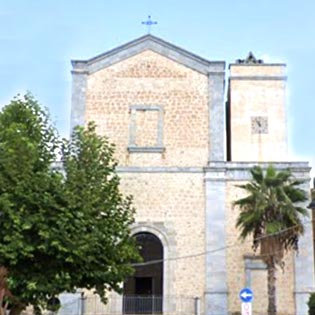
[123,232,163,314]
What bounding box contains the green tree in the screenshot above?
[0,94,139,314]
[308,292,315,315]
[234,165,308,315]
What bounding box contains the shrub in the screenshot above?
[308,292,315,315]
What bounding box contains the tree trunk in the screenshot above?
[267,258,277,315]
[10,303,26,315]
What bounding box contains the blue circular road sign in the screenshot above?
[239,288,253,303]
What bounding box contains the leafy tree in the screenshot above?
[308,292,315,315]
[59,122,139,297]
[234,165,308,315]
[0,94,139,314]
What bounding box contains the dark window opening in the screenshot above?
[123,232,163,314]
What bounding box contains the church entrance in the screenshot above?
[123,232,163,314]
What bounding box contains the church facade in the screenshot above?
[70,35,314,315]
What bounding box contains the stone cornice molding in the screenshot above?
[71,34,225,75]
[230,75,287,81]
[205,161,310,181]
[229,63,286,68]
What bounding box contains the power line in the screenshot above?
[131,217,314,267]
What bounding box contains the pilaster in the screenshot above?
[70,68,88,131]
[204,162,228,315]
[59,292,82,315]
[294,180,315,315]
[208,70,225,162]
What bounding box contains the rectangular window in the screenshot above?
[128,105,164,153]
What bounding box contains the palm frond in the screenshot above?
[234,164,308,266]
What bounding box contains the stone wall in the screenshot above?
[225,181,296,315]
[119,171,206,301]
[228,64,288,162]
[70,35,314,315]
[84,50,209,167]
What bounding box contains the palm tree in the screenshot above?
[234,164,308,315]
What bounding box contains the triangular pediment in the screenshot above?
[72,34,225,75]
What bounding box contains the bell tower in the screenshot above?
[227,53,288,162]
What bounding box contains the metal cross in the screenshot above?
[141,15,157,34]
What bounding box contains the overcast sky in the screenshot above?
[1,0,314,171]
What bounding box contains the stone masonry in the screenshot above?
[70,35,315,315]
[228,64,288,162]
[84,50,210,167]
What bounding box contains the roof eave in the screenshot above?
[71,34,225,75]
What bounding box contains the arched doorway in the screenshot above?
[123,232,163,314]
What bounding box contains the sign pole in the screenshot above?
[241,302,252,315]
[239,288,253,315]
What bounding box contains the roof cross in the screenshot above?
[141,15,157,34]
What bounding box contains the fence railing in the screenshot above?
[58,295,200,315]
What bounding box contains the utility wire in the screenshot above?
[131,216,314,267]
